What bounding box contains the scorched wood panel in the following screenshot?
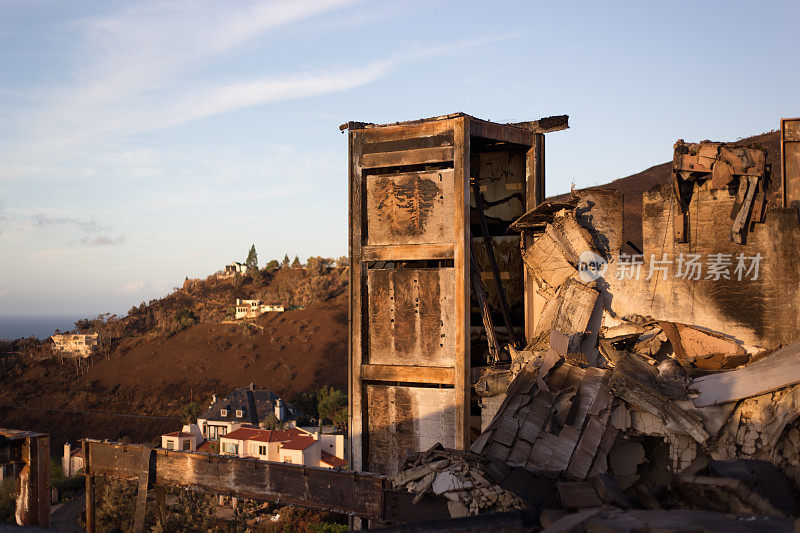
[365,384,456,475]
[366,170,454,246]
[367,268,455,366]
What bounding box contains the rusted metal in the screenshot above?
[472,180,521,350]
[470,243,501,363]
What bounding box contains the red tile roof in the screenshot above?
[320,450,347,468]
[223,427,306,443]
[196,441,216,453]
[280,435,316,451]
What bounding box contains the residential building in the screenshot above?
[218,427,347,469]
[234,299,284,319]
[216,262,250,279]
[196,385,296,441]
[161,424,204,451]
[62,443,84,477]
[51,333,99,358]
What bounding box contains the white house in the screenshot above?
[234,299,284,319]
[62,443,84,477]
[161,424,204,451]
[51,333,99,358]
[218,427,346,469]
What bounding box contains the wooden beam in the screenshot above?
[360,146,454,169]
[692,340,800,407]
[511,115,569,133]
[469,119,534,145]
[359,119,455,143]
[361,364,455,385]
[349,128,365,472]
[362,244,454,261]
[453,116,471,451]
[81,440,450,522]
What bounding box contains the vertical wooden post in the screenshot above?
[453,116,471,450]
[15,435,49,527]
[524,133,546,343]
[349,128,365,471]
[84,441,95,533]
[34,435,50,528]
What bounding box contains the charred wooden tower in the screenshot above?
[346,113,568,474]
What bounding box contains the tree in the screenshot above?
[292,255,301,268]
[246,244,258,270]
[318,387,348,431]
[282,254,291,268]
[337,256,349,268]
[266,259,279,270]
[181,401,202,424]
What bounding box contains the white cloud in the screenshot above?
[117,281,145,294]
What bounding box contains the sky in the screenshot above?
[0,0,798,319]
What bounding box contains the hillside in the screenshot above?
[0,264,349,448]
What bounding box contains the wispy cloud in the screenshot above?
[117,281,144,294]
[82,235,126,247]
[33,214,106,234]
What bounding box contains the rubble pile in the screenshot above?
[403,139,800,529]
[390,445,527,518]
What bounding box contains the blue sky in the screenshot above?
[0,0,798,318]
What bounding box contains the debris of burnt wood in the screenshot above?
[394,132,800,530]
[390,444,527,518]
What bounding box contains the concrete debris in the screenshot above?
[390,445,527,517]
[423,136,800,528]
[389,134,800,529]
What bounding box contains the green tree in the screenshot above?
[292,255,301,268]
[282,254,291,268]
[266,259,279,270]
[292,390,320,424]
[317,387,348,431]
[246,244,258,270]
[181,401,202,424]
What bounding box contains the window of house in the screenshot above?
[220,409,227,417]
[182,440,191,451]
[258,445,267,456]
[283,457,292,464]
[235,409,243,418]
[165,440,174,450]
[223,442,238,454]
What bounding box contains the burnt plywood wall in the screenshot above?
[350,115,539,475]
[350,116,471,476]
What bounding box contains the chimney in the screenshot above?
[63,443,71,477]
[275,398,285,421]
[211,393,217,405]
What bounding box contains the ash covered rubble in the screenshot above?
[390,139,800,531]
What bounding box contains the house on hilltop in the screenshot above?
[51,333,98,358]
[196,384,296,441]
[234,299,284,319]
[216,261,250,279]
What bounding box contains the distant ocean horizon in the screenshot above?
[0,315,86,341]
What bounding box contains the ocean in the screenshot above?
[0,315,86,340]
